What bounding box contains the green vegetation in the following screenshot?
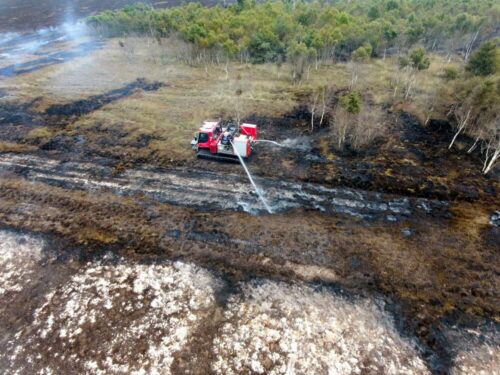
[466,40,499,76]
[398,47,431,70]
[87,0,499,63]
[443,67,458,80]
[340,91,361,114]
[352,43,372,63]
[409,48,431,70]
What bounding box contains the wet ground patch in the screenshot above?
[0,153,451,221]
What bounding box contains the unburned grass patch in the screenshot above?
[449,202,492,240]
[26,127,52,141]
[0,141,37,153]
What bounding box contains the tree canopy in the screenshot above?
[87,0,498,63]
[467,41,499,76]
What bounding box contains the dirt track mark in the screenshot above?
[0,152,449,220]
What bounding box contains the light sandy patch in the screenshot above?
[212,280,430,375]
[7,260,222,375]
[0,229,45,296]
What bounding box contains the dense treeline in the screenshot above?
[87,0,499,63]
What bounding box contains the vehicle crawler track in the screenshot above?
[0,153,449,221]
[196,149,241,164]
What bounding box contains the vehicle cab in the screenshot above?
[191,121,221,150]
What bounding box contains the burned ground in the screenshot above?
[0,174,497,373]
[44,78,165,123]
[228,109,499,204]
[0,78,164,145]
[0,29,498,375]
[4,90,493,205]
[0,41,103,78]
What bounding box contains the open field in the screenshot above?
[0,23,499,375]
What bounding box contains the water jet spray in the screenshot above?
[230,140,273,214]
[252,140,283,147]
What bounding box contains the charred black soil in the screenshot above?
[0,167,498,373]
[44,78,165,122]
[189,108,499,206]
[0,78,164,142]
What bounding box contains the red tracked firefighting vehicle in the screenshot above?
[191,121,257,162]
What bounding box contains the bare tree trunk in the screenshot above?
[319,87,326,126]
[425,106,434,126]
[235,96,241,127]
[482,136,500,174]
[468,135,481,153]
[483,148,499,174]
[404,75,415,99]
[449,108,471,149]
[310,93,319,133]
[464,29,480,61]
[349,63,358,90]
[339,122,348,148]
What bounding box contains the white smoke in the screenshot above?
[0,20,91,68]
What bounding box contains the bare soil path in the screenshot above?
[0,152,449,219]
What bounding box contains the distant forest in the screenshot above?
[87,0,499,62]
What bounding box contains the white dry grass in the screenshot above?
[8,260,222,375]
[2,230,497,375]
[0,230,45,296]
[451,343,500,375]
[212,280,431,375]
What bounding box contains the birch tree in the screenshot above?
[481,114,499,174]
